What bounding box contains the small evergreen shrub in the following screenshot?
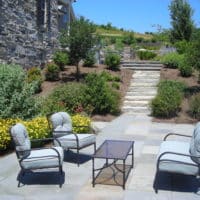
[27,67,43,93]
[189,93,200,120]
[137,50,157,60]
[179,63,193,77]
[53,51,69,71]
[45,63,60,81]
[151,80,186,118]
[0,64,40,119]
[72,114,91,133]
[105,53,120,71]
[161,53,184,68]
[111,82,120,90]
[83,51,95,67]
[84,73,120,115]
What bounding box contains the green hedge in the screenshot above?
[151,80,186,118]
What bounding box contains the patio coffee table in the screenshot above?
[92,140,134,189]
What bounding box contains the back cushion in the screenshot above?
[190,122,200,164]
[51,112,72,137]
[10,123,31,158]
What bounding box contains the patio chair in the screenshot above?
[154,122,200,193]
[47,112,96,166]
[10,123,64,187]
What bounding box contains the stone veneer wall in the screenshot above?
[0,0,59,68]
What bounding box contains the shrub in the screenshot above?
[161,52,184,68]
[111,82,120,90]
[105,53,120,70]
[179,63,193,77]
[45,63,60,81]
[0,117,49,151]
[53,51,69,71]
[72,114,91,133]
[174,40,189,54]
[122,33,135,45]
[151,80,186,118]
[137,50,157,60]
[27,67,43,93]
[0,118,19,150]
[0,64,40,119]
[189,93,200,120]
[84,73,120,115]
[83,51,95,67]
[41,83,87,115]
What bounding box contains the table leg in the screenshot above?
[92,157,95,187]
[132,143,134,168]
[123,159,125,190]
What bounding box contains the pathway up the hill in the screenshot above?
[121,61,163,114]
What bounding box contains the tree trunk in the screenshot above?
[76,63,80,82]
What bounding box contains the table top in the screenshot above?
[93,140,134,160]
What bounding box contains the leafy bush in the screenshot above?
[53,51,69,71]
[189,93,200,120]
[179,61,193,77]
[84,73,120,115]
[0,118,19,150]
[41,83,87,115]
[72,114,91,133]
[45,63,60,81]
[137,50,157,60]
[111,82,120,90]
[105,52,120,70]
[174,40,189,54]
[151,80,186,118]
[27,67,43,93]
[0,64,40,119]
[0,117,49,151]
[122,33,135,45]
[83,51,95,67]
[161,52,184,68]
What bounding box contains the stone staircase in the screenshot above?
[121,61,162,114]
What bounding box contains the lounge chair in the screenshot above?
[47,112,96,166]
[155,122,200,193]
[10,123,64,187]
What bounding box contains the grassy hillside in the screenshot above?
[96,27,153,40]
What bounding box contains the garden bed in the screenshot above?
[153,67,200,124]
[39,64,133,122]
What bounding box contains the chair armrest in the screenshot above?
[164,133,192,141]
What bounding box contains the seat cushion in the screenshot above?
[21,147,64,170]
[157,141,199,176]
[55,133,96,149]
[190,122,200,164]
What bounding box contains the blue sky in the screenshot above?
[73,0,200,33]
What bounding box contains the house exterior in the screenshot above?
[0,0,76,68]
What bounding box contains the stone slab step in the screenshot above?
[122,66,162,71]
[132,79,160,83]
[123,100,150,107]
[130,82,158,87]
[126,91,157,96]
[122,106,150,113]
[124,96,155,101]
[128,87,157,92]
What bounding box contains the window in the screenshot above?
[37,0,51,32]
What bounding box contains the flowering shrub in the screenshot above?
[0,118,19,150]
[72,114,91,133]
[0,117,50,151]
